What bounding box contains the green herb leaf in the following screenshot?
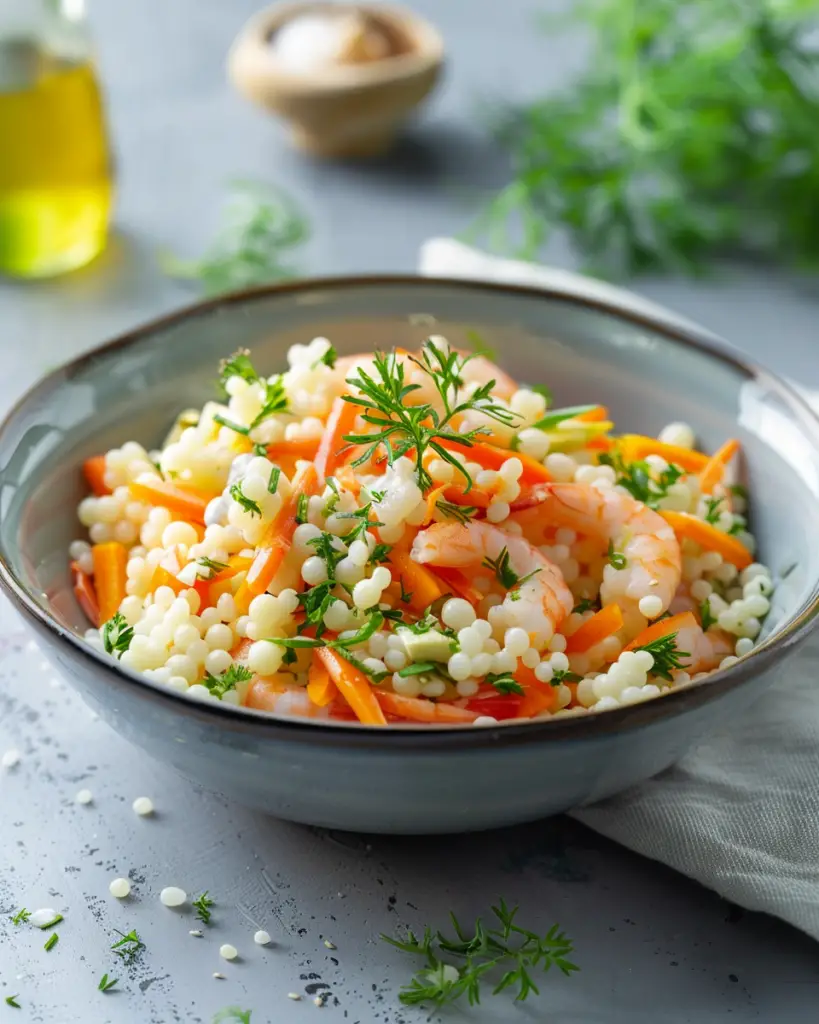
[598,451,684,510]
[572,597,600,615]
[44,932,59,952]
[196,556,229,578]
[703,497,724,525]
[214,414,250,437]
[551,669,583,686]
[5,995,20,1008]
[312,345,337,370]
[633,631,690,682]
[204,664,253,700]
[98,973,118,993]
[397,661,437,678]
[250,376,288,428]
[295,493,309,525]
[268,467,281,494]
[111,929,145,962]
[530,404,599,431]
[213,1007,253,1023]
[700,599,718,632]
[102,612,134,658]
[219,350,259,388]
[193,892,215,925]
[486,672,525,695]
[230,481,262,518]
[329,611,385,650]
[482,546,540,590]
[11,908,30,926]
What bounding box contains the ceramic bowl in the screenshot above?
[227,2,444,159]
[1,277,818,834]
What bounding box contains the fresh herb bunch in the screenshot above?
[478,0,819,277]
[161,182,308,296]
[342,343,518,491]
[634,631,689,681]
[382,898,578,1008]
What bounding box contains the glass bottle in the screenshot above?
[0,0,114,278]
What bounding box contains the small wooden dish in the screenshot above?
[227,2,444,159]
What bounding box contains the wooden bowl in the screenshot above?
[227,2,444,159]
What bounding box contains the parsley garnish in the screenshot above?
[436,500,479,525]
[193,892,214,925]
[98,974,118,993]
[230,481,262,517]
[633,632,690,682]
[204,664,253,700]
[11,908,30,925]
[607,541,627,570]
[482,546,540,590]
[486,672,524,696]
[297,582,336,637]
[268,467,281,494]
[551,669,583,686]
[336,503,384,545]
[219,349,258,387]
[306,531,345,578]
[369,543,392,565]
[399,578,414,605]
[102,612,134,658]
[111,929,145,962]
[342,344,519,491]
[44,932,59,952]
[700,599,717,632]
[599,451,684,509]
[382,898,578,1008]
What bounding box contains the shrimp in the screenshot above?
[246,678,332,718]
[410,520,573,646]
[674,621,735,674]
[517,483,682,620]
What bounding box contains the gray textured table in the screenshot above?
[2,2,819,1021]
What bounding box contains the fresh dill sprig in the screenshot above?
[436,500,479,525]
[102,612,134,658]
[230,481,262,518]
[634,631,690,682]
[203,664,253,700]
[98,974,118,993]
[193,892,215,925]
[382,897,579,1008]
[482,547,540,590]
[342,345,518,491]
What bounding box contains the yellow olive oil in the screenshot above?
[0,39,113,277]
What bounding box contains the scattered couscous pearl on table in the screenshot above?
[69,339,775,724]
[159,887,187,908]
[2,748,21,769]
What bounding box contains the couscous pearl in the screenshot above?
[638,595,663,619]
[248,641,283,677]
[547,634,567,653]
[421,680,447,698]
[205,624,233,650]
[352,579,381,610]
[219,944,239,961]
[392,674,422,697]
[254,930,271,945]
[736,637,754,657]
[205,649,233,676]
[744,594,770,617]
[690,579,712,602]
[442,598,476,631]
[1,749,20,769]
[165,655,197,684]
[534,661,554,683]
[447,653,473,681]
[473,716,498,726]
[109,878,131,899]
[521,648,540,669]
[383,649,407,671]
[491,650,517,674]
[456,678,480,697]
[550,652,569,673]
[472,618,492,640]
[593,695,620,712]
[486,501,510,523]
[301,556,328,586]
[658,422,694,448]
[167,676,190,693]
[720,656,740,670]
[347,539,370,567]
[160,887,187,907]
[504,627,529,657]
[470,652,492,677]
[132,797,154,816]
[456,627,482,658]
[75,789,93,805]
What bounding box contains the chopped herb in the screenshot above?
[11,908,31,925]
[572,598,600,615]
[196,556,229,579]
[268,467,281,494]
[282,646,298,666]
[728,518,747,537]
[336,503,384,545]
[44,932,59,952]
[252,442,268,457]
[98,974,118,993]
[403,613,438,636]
[312,345,337,370]
[486,672,525,695]
[342,345,519,491]
[193,892,215,925]
[265,635,324,649]
[204,664,253,700]
[551,669,583,686]
[482,546,540,590]
[607,541,628,571]
[102,612,134,658]
[599,451,684,509]
[368,489,386,502]
[295,493,309,525]
[399,578,414,605]
[111,929,145,962]
[214,414,250,437]
[5,996,20,1008]
[436,500,479,526]
[382,897,578,1009]
[397,662,438,678]
[219,349,258,388]
[337,648,389,684]
[297,582,336,636]
[369,543,392,565]
[633,631,690,682]
[700,599,717,632]
[703,497,724,525]
[306,531,345,578]
[230,481,262,518]
[250,376,288,429]
[35,913,63,930]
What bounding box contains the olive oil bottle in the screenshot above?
[0,30,113,278]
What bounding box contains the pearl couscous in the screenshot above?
[70,339,774,724]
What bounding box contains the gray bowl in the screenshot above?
[1,277,818,834]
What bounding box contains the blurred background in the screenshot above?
[1,0,817,400]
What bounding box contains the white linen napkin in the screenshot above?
[419,238,819,940]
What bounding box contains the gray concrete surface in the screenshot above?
[2,1,819,1021]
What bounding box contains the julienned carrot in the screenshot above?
[129,477,211,524]
[437,438,552,486]
[91,542,128,624]
[306,655,337,707]
[659,510,752,569]
[265,438,321,461]
[625,611,698,652]
[440,484,491,510]
[618,435,708,473]
[82,455,110,496]
[315,396,359,482]
[423,484,447,524]
[374,690,479,724]
[576,405,609,423]
[71,561,99,626]
[515,665,558,718]
[430,566,485,606]
[699,438,740,494]
[317,648,387,726]
[387,545,447,612]
[564,604,624,654]
[235,463,320,613]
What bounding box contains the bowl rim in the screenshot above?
[2,273,819,752]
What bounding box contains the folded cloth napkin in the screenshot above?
[419,238,819,940]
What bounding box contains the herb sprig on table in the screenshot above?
[477,0,819,277]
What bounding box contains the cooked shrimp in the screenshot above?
[519,483,682,620]
[459,354,518,402]
[410,520,573,646]
[246,678,331,718]
[674,621,735,673]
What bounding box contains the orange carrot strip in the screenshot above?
[423,484,448,524]
[659,510,752,569]
[82,455,110,496]
[387,545,447,613]
[306,655,338,707]
[235,463,320,613]
[151,565,187,596]
[437,438,552,486]
[430,566,485,607]
[315,396,359,482]
[564,604,624,654]
[618,435,708,473]
[515,665,558,718]
[374,690,479,724]
[91,542,128,623]
[265,438,321,461]
[576,405,609,423]
[129,478,211,524]
[71,561,100,626]
[699,438,740,495]
[624,611,699,652]
[440,484,491,510]
[317,648,387,726]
